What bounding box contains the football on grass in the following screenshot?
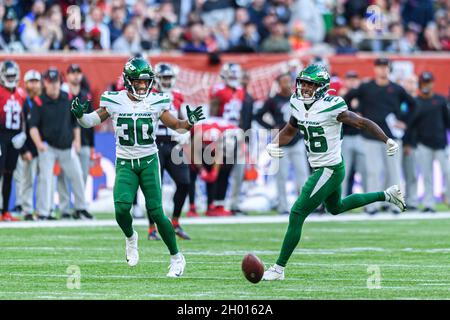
[241,253,264,283]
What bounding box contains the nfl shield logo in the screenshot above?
[305,113,308,118]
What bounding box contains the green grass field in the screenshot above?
[0,216,449,300]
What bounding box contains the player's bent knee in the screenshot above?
[114,202,133,216]
[146,205,165,220]
[326,206,342,215]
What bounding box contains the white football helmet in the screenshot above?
[154,62,178,92]
[0,60,20,89]
[220,62,242,89]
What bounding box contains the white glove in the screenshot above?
[12,132,27,150]
[173,132,191,146]
[266,143,284,158]
[386,138,399,156]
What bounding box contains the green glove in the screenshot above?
[186,105,206,126]
[71,97,91,119]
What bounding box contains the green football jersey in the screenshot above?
[99,90,170,159]
[290,94,348,168]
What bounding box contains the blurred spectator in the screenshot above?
[401,0,434,35]
[268,0,292,24]
[422,22,443,51]
[341,71,367,197]
[200,0,235,28]
[141,18,160,51]
[247,0,269,32]
[290,0,325,43]
[18,0,45,34]
[161,25,184,50]
[17,70,41,220]
[404,72,450,212]
[344,58,416,214]
[29,68,90,220]
[182,22,209,53]
[387,23,419,53]
[20,14,55,52]
[84,6,110,50]
[3,0,25,22]
[289,21,311,52]
[113,23,142,54]
[0,9,24,52]
[213,21,231,52]
[347,14,366,49]
[231,21,259,52]
[260,21,291,53]
[108,4,128,45]
[230,7,250,45]
[58,64,94,219]
[326,17,358,54]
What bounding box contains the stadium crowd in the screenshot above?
[0,0,449,54]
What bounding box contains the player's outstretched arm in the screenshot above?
[160,105,205,131]
[337,110,399,156]
[266,116,299,158]
[71,98,110,128]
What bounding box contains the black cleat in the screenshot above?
[24,214,35,221]
[61,212,72,220]
[74,210,94,220]
[422,207,436,213]
[231,209,248,216]
[174,226,191,240]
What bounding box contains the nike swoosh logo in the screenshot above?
[147,159,154,164]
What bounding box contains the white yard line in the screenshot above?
[1,212,450,229]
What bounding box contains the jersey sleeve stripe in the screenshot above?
[290,103,299,111]
[151,99,170,106]
[317,101,347,114]
[100,96,120,105]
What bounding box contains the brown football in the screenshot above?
[241,253,264,283]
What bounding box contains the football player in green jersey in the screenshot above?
[70,57,205,277]
[263,64,405,280]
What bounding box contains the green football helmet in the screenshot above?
[123,57,154,100]
[295,64,330,103]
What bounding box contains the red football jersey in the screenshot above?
[0,85,26,132]
[209,83,244,124]
[152,88,185,136]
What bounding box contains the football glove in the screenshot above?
[266,143,284,158]
[186,105,205,126]
[386,138,399,156]
[12,132,26,150]
[71,97,91,119]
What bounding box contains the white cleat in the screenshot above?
[384,185,406,212]
[167,253,186,278]
[262,265,285,281]
[125,231,139,267]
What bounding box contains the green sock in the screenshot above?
[339,192,386,212]
[276,213,308,267]
[115,202,134,238]
[149,206,179,255]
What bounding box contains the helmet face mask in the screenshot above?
[123,57,154,100]
[221,63,242,89]
[0,60,20,90]
[154,63,177,93]
[295,64,330,103]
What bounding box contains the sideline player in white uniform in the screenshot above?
[70,57,205,277]
[263,64,406,280]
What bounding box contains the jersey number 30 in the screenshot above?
[117,117,153,146]
[298,124,328,153]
